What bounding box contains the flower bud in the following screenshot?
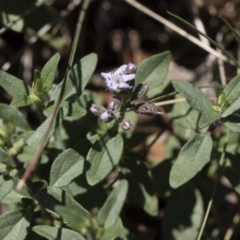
[108,97,121,111]
[90,104,103,116]
[120,119,132,131]
[100,111,115,123]
[137,83,148,98]
[124,63,137,74]
[137,102,162,116]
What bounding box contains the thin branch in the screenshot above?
[17,0,92,190]
[124,0,234,65]
[154,98,186,106]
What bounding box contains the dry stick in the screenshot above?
[124,0,233,65]
[216,31,227,86]
[154,98,186,106]
[17,0,92,190]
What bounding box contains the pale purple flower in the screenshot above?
[100,111,114,123]
[120,119,132,131]
[90,104,102,116]
[101,64,135,92]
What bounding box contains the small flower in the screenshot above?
[101,65,135,92]
[120,119,132,131]
[90,104,103,116]
[124,63,137,74]
[100,111,115,123]
[108,96,121,111]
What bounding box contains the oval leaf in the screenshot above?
[97,180,128,228]
[0,70,31,97]
[223,74,240,104]
[33,226,85,240]
[0,176,14,201]
[224,114,240,132]
[172,80,221,128]
[134,51,171,98]
[0,147,15,168]
[50,148,85,187]
[41,53,60,93]
[0,209,31,240]
[170,133,213,188]
[51,53,98,101]
[86,134,123,186]
[222,97,240,117]
[55,206,90,232]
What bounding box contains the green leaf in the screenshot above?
[100,218,126,240]
[213,81,223,98]
[222,96,240,117]
[172,80,221,128]
[162,186,204,240]
[11,94,35,107]
[51,53,98,101]
[33,226,85,240]
[224,114,240,132]
[223,74,240,104]
[30,181,90,217]
[55,206,90,232]
[170,133,213,188]
[0,70,31,97]
[97,180,128,228]
[134,51,171,99]
[86,133,123,186]
[26,108,66,149]
[0,209,31,240]
[121,158,158,216]
[168,95,199,140]
[0,176,14,201]
[0,147,15,167]
[0,104,30,130]
[50,147,85,187]
[41,53,60,93]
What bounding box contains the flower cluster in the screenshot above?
[90,62,162,131]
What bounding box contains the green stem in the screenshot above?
[197,130,230,240]
[17,0,92,189]
[0,1,43,35]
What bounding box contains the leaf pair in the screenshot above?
[55,180,128,239]
[0,53,60,108]
[172,75,240,131]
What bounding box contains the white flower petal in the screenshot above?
[122,74,135,82]
[101,72,111,80]
[106,83,117,92]
[115,65,127,75]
